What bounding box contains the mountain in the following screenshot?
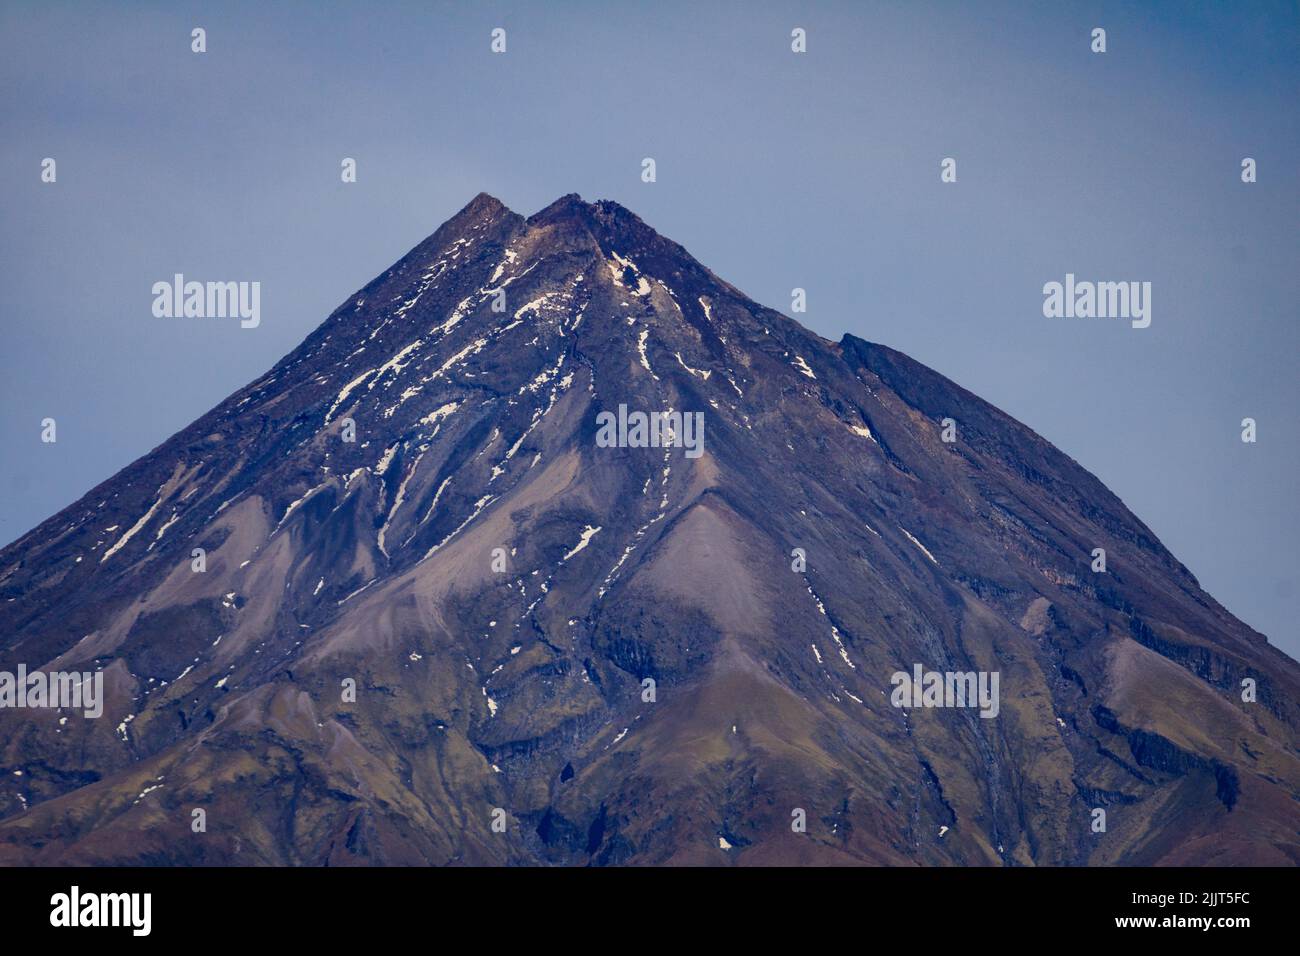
[1,193,1296,866]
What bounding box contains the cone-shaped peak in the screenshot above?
[527,192,587,221]
[1,182,1294,871]
[461,191,509,216]
[526,193,646,236]
[427,192,517,244]
[443,191,513,228]
[524,193,699,284]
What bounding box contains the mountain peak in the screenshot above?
[428,191,517,245]
[527,192,587,222]
[464,190,508,215]
[2,191,1296,868]
[527,193,646,239]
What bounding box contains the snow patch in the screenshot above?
[101,485,168,562]
[562,525,602,561]
[637,329,658,379]
[901,527,939,565]
[674,352,711,380]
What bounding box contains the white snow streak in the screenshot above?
[901,528,939,565]
[101,486,167,562]
[562,525,602,561]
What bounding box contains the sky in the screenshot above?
[1,1,1296,659]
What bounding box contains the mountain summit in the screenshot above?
[1,194,1296,865]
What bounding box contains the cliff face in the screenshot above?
[1,193,1296,865]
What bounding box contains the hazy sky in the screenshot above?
[2,1,1296,658]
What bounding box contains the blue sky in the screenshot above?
[1,0,1296,658]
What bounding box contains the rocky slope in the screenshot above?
[1,193,1296,865]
